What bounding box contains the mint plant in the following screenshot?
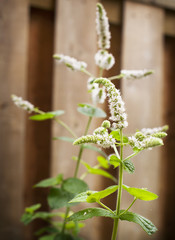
[12,3,167,240]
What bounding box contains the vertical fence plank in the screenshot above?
[120,1,165,239]
[0,0,29,239]
[52,0,100,239]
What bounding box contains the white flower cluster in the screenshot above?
[121,69,153,80]
[94,78,128,129]
[11,95,35,113]
[141,125,168,135]
[128,131,164,150]
[93,127,116,148]
[73,122,116,149]
[96,3,111,49]
[53,54,87,71]
[95,50,115,70]
[87,77,106,104]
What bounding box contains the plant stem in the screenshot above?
[74,116,92,178]
[123,151,140,162]
[98,201,114,215]
[61,116,93,233]
[119,198,137,217]
[99,67,104,77]
[54,118,77,139]
[108,74,124,81]
[111,129,124,240]
[81,68,94,77]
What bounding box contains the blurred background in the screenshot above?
[0,0,175,239]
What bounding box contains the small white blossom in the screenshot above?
[94,78,128,129]
[53,54,87,71]
[95,50,115,70]
[11,95,34,113]
[141,126,168,135]
[121,70,153,80]
[96,3,111,49]
[87,77,106,104]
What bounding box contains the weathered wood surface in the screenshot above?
[24,8,54,240]
[120,1,165,239]
[128,0,175,10]
[30,0,54,10]
[52,0,101,239]
[0,0,29,239]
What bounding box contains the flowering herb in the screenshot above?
[12,3,168,240]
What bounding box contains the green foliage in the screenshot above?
[25,203,41,214]
[54,233,83,240]
[82,161,117,182]
[77,103,106,118]
[47,188,73,209]
[109,155,121,168]
[119,211,157,235]
[122,185,158,201]
[34,174,63,188]
[62,178,89,194]
[39,235,56,240]
[97,156,109,169]
[110,130,128,143]
[123,160,135,174]
[67,208,116,222]
[30,110,64,121]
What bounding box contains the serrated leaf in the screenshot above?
[69,191,95,203]
[21,211,58,225]
[123,160,135,174]
[62,178,88,194]
[77,103,106,118]
[29,110,64,121]
[82,162,116,182]
[53,137,75,142]
[119,211,157,235]
[34,174,63,188]
[110,130,128,143]
[122,185,158,201]
[47,188,73,209]
[86,185,118,203]
[83,145,108,158]
[97,156,109,169]
[109,155,121,168]
[25,203,41,214]
[67,208,116,222]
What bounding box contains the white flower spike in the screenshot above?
[11,95,35,113]
[96,3,111,49]
[53,54,87,71]
[95,50,115,70]
[121,70,154,80]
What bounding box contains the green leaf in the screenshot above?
[83,145,108,158]
[122,185,158,201]
[39,235,56,240]
[97,156,109,169]
[47,188,73,209]
[34,174,63,188]
[54,233,75,240]
[62,178,89,194]
[25,203,41,214]
[123,160,135,174]
[82,162,117,182]
[110,130,128,143]
[77,103,106,118]
[109,155,121,168]
[119,211,157,235]
[69,191,94,203]
[30,110,64,121]
[86,185,118,203]
[35,226,59,236]
[67,208,116,222]
[53,137,75,142]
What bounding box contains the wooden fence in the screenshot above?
[0,0,175,239]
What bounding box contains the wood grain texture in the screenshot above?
[52,0,101,239]
[0,0,29,239]
[120,1,165,239]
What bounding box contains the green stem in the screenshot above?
[119,198,137,217]
[123,151,140,162]
[108,74,125,81]
[81,68,94,77]
[98,201,114,215]
[54,118,77,139]
[113,144,120,159]
[74,116,92,178]
[99,67,104,77]
[61,116,93,233]
[111,129,124,240]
